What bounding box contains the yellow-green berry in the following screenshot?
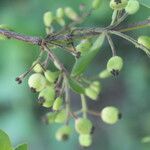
[55,126,72,141]
[56,8,64,18]
[89,81,101,94]
[53,97,63,111]
[43,11,54,27]
[75,118,93,134]
[107,56,123,76]
[125,0,140,14]
[79,134,92,147]
[92,0,101,10]
[64,7,78,21]
[44,112,57,124]
[28,73,47,92]
[55,109,66,123]
[110,0,128,10]
[99,69,112,79]
[32,62,43,73]
[101,106,121,124]
[38,86,55,108]
[44,70,59,83]
[138,36,150,49]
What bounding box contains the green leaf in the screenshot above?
[15,144,28,150]
[68,77,85,94]
[139,0,150,8]
[0,129,12,150]
[71,34,105,76]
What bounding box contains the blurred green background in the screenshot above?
[0,0,150,150]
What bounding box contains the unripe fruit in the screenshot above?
[32,62,43,73]
[44,70,59,83]
[76,39,92,53]
[56,8,64,18]
[44,112,57,124]
[38,86,55,108]
[99,69,111,79]
[101,106,121,124]
[55,109,66,123]
[43,11,54,27]
[53,97,63,111]
[55,126,72,141]
[64,7,78,21]
[138,36,150,49]
[89,81,101,94]
[56,18,65,26]
[79,134,92,147]
[125,0,140,14]
[107,56,123,76]
[92,0,101,10]
[75,118,93,134]
[85,88,98,100]
[28,73,47,92]
[110,0,128,10]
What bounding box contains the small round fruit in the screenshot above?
[79,134,92,147]
[32,62,43,73]
[53,97,63,111]
[55,109,66,123]
[38,86,55,108]
[43,11,54,27]
[28,73,47,92]
[138,36,150,49]
[107,56,123,76]
[110,0,128,10]
[55,126,72,141]
[44,70,59,83]
[101,106,121,124]
[43,112,57,124]
[75,118,92,134]
[125,0,140,15]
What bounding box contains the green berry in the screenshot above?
[76,39,92,53]
[64,7,78,21]
[55,109,66,123]
[44,112,57,124]
[107,56,123,76]
[56,8,64,18]
[75,118,93,134]
[28,73,47,92]
[32,62,43,73]
[110,0,128,10]
[125,0,140,14]
[44,70,59,83]
[43,11,54,27]
[53,97,63,111]
[79,134,92,147]
[55,126,72,141]
[85,87,98,100]
[89,81,101,94]
[92,0,101,10]
[138,36,150,49]
[38,86,55,108]
[101,106,121,124]
[56,18,65,26]
[99,69,112,79]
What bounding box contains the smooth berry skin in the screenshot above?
[79,134,92,147]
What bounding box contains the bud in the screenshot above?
[64,7,78,21]
[92,0,101,10]
[55,126,72,141]
[43,11,54,27]
[125,0,140,15]
[79,134,92,147]
[44,70,59,83]
[110,0,128,10]
[76,39,92,53]
[53,97,63,111]
[28,73,47,92]
[55,109,66,123]
[38,86,55,108]
[85,87,98,100]
[75,118,92,134]
[32,62,43,73]
[56,8,64,18]
[101,106,121,124]
[89,81,101,94]
[107,56,123,76]
[56,18,65,26]
[138,36,150,49]
[99,69,111,79]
